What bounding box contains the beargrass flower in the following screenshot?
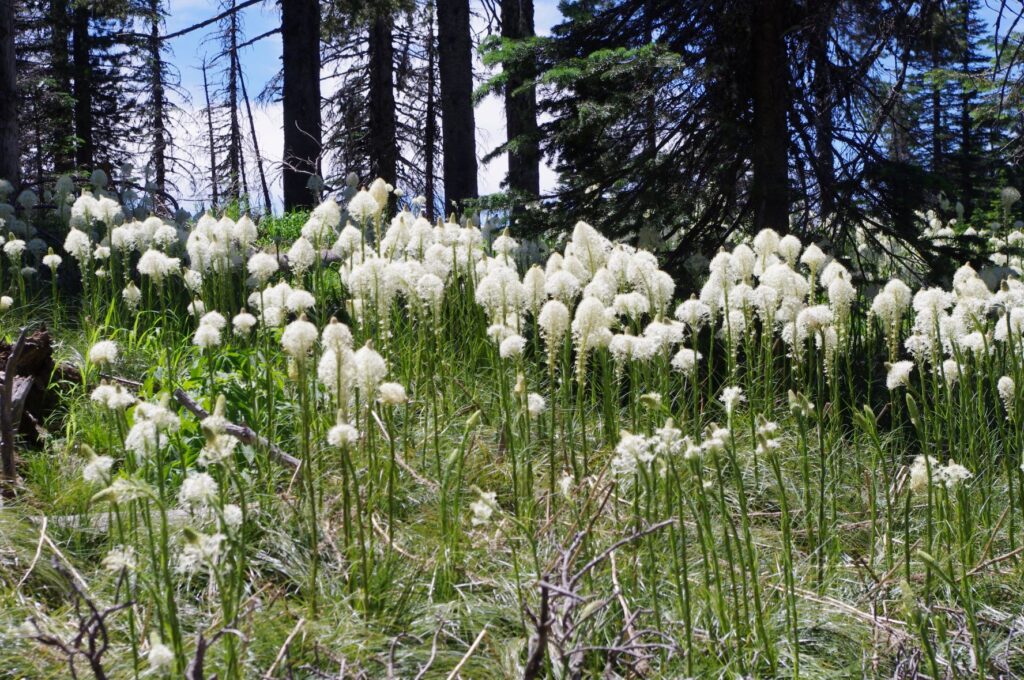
[281,316,318,358]
[88,340,118,366]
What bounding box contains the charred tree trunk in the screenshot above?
[202,59,219,208]
[749,0,789,232]
[227,0,242,201]
[425,1,438,220]
[811,4,835,219]
[368,10,397,193]
[72,3,93,170]
[437,0,477,214]
[0,0,18,187]
[280,0,321,211]
[148,0,168,206]
[501,0,539,211]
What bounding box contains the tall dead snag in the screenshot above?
[202,58,219,208]
[148,0,169,205]
[224,0,244,202]
[239,69,272,213]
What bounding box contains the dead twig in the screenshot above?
[28,559,131,680]
[263,617,305,679]
[445,625,488,679]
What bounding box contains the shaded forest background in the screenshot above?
[2,0,1024,276]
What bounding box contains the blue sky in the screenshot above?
[161,0,563,210]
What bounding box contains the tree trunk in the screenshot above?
[437,0,477,214]
[501,0,539,211]
[368,10,397,193]
[280,0,321,211]
[148,0,167,206]
[749,0,789,231]
[425,1,438,220]
[49,0,73,173]
[227,0,242,201]
[929,27,942,172]
[0,0,17,187]
[72,3,93,170]
[202,59,219,208]
[959,2,974,218]
[811,3,834,219]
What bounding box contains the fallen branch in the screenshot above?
[968,546,1024,577]
[173,388,300,468]
[263,617,305,679]
[446,625,488,680]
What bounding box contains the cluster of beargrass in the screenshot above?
[1,179,1024,678]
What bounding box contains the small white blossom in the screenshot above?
[281,317,318,358]
[82,454,114,485]
[499,334,526,359]
[527,393,546,417]
[378,381,408,405]
[222,504,243,529]
[232,312,257,335]
[87,340,118,366]
[328,422,359,447]
[886,360,914,391]
[178,471,219,508]
[102,545,137,572]
[470,491,499,526]
[147,639,175,672]
[719,386,745,416]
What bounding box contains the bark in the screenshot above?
[49,0,73,172]
[72,3,93,170]
[226,0,242,201]
[174,388,299,468]
[811,4,835,218]
[280,0,321,211]
[0,0,17,187]
[0,328,25,481]
[749,0,789,231]
[501,0,539,209]
[959,2,974,218]
[437,0,477,214]
[148,0,167,204]
[929,19,941,172]
[368,10,397,193]
[425,1,438,220]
